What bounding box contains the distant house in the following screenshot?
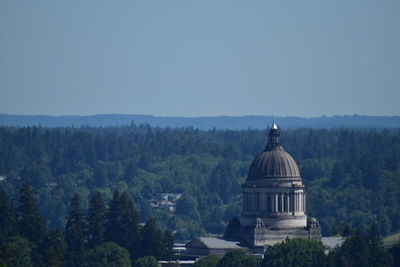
[150,193,182,212]
[321,237,346,253]
[161,193,182,202]
[185,237,248,257]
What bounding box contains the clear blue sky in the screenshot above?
[0,0,399,117]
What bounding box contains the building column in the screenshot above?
[269,194,275,212]
[297,193,300,212]
[286,193,289,212]
[299,192,303,212]
[290,193,294,214]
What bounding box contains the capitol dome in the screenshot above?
[247,122,300,180]
[248,147,300,179]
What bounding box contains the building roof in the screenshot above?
[187,237,244,249]
[248,147,300,179]
[321,237,345,250]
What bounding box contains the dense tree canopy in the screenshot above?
[0,125,399,239]
[261,238,327,267]
[0,187,174,266]
[217,249,260,267]
[81,242,131,267]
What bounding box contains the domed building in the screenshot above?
[226,122,321,248]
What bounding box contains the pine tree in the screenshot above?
[140,217,161,259]
[367,223,393,267]
[0,190,17,241]
[42,229,67,267]
[342,224,353,237]
[7,235,33,267]
[105,190,122,243]
[87,191,106,248]
[17,182,46,244]
[106,191,140,260]
[161,230,174,260]
[16,181,47,266]
[65,193,85,266]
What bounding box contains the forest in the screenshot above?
[0,124,399,243]
[0,184,173,266]
[1,185,399,266]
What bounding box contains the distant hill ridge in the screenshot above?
[0,114,399,129]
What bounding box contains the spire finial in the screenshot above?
[266,119,280,150]
[271,119,278,130]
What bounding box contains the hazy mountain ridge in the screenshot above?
[0,114,400,129]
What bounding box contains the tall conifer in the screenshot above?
[140,217,161,259]
[105,190,122,243]
[16,181,47,266]
[42,229,67,267]
[87,191,106,248]
[161,230,174,260]
[65,193,85,266]
[106,190,140,260]
[17,182,46,244]
[0,190,17,241]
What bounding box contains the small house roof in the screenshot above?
[321,237,345,249]
[186,237,243,250]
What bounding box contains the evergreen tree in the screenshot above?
[7,235,33,267]
[0,190,17,241]
[224,217,241,240]
[331,220,343,236]
[106,191,140,260]
[16,181,47,266]
[17,182,46,244]
[42,229,66,267]
[65,193,85,266]
[342,224,354,237]
[105,190,122,243]
[367,223,393,267]
[87,191,106,248]
[140,217,162,259]
[161,230,175,260]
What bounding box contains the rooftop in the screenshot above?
[197,237,243,249]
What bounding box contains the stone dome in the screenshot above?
[247,122,301,179]
[248,147,300,179]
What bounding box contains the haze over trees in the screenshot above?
[0,114,400,129]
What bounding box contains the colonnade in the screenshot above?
[243,191,306,214]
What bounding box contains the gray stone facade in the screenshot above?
[226,122,321,248]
